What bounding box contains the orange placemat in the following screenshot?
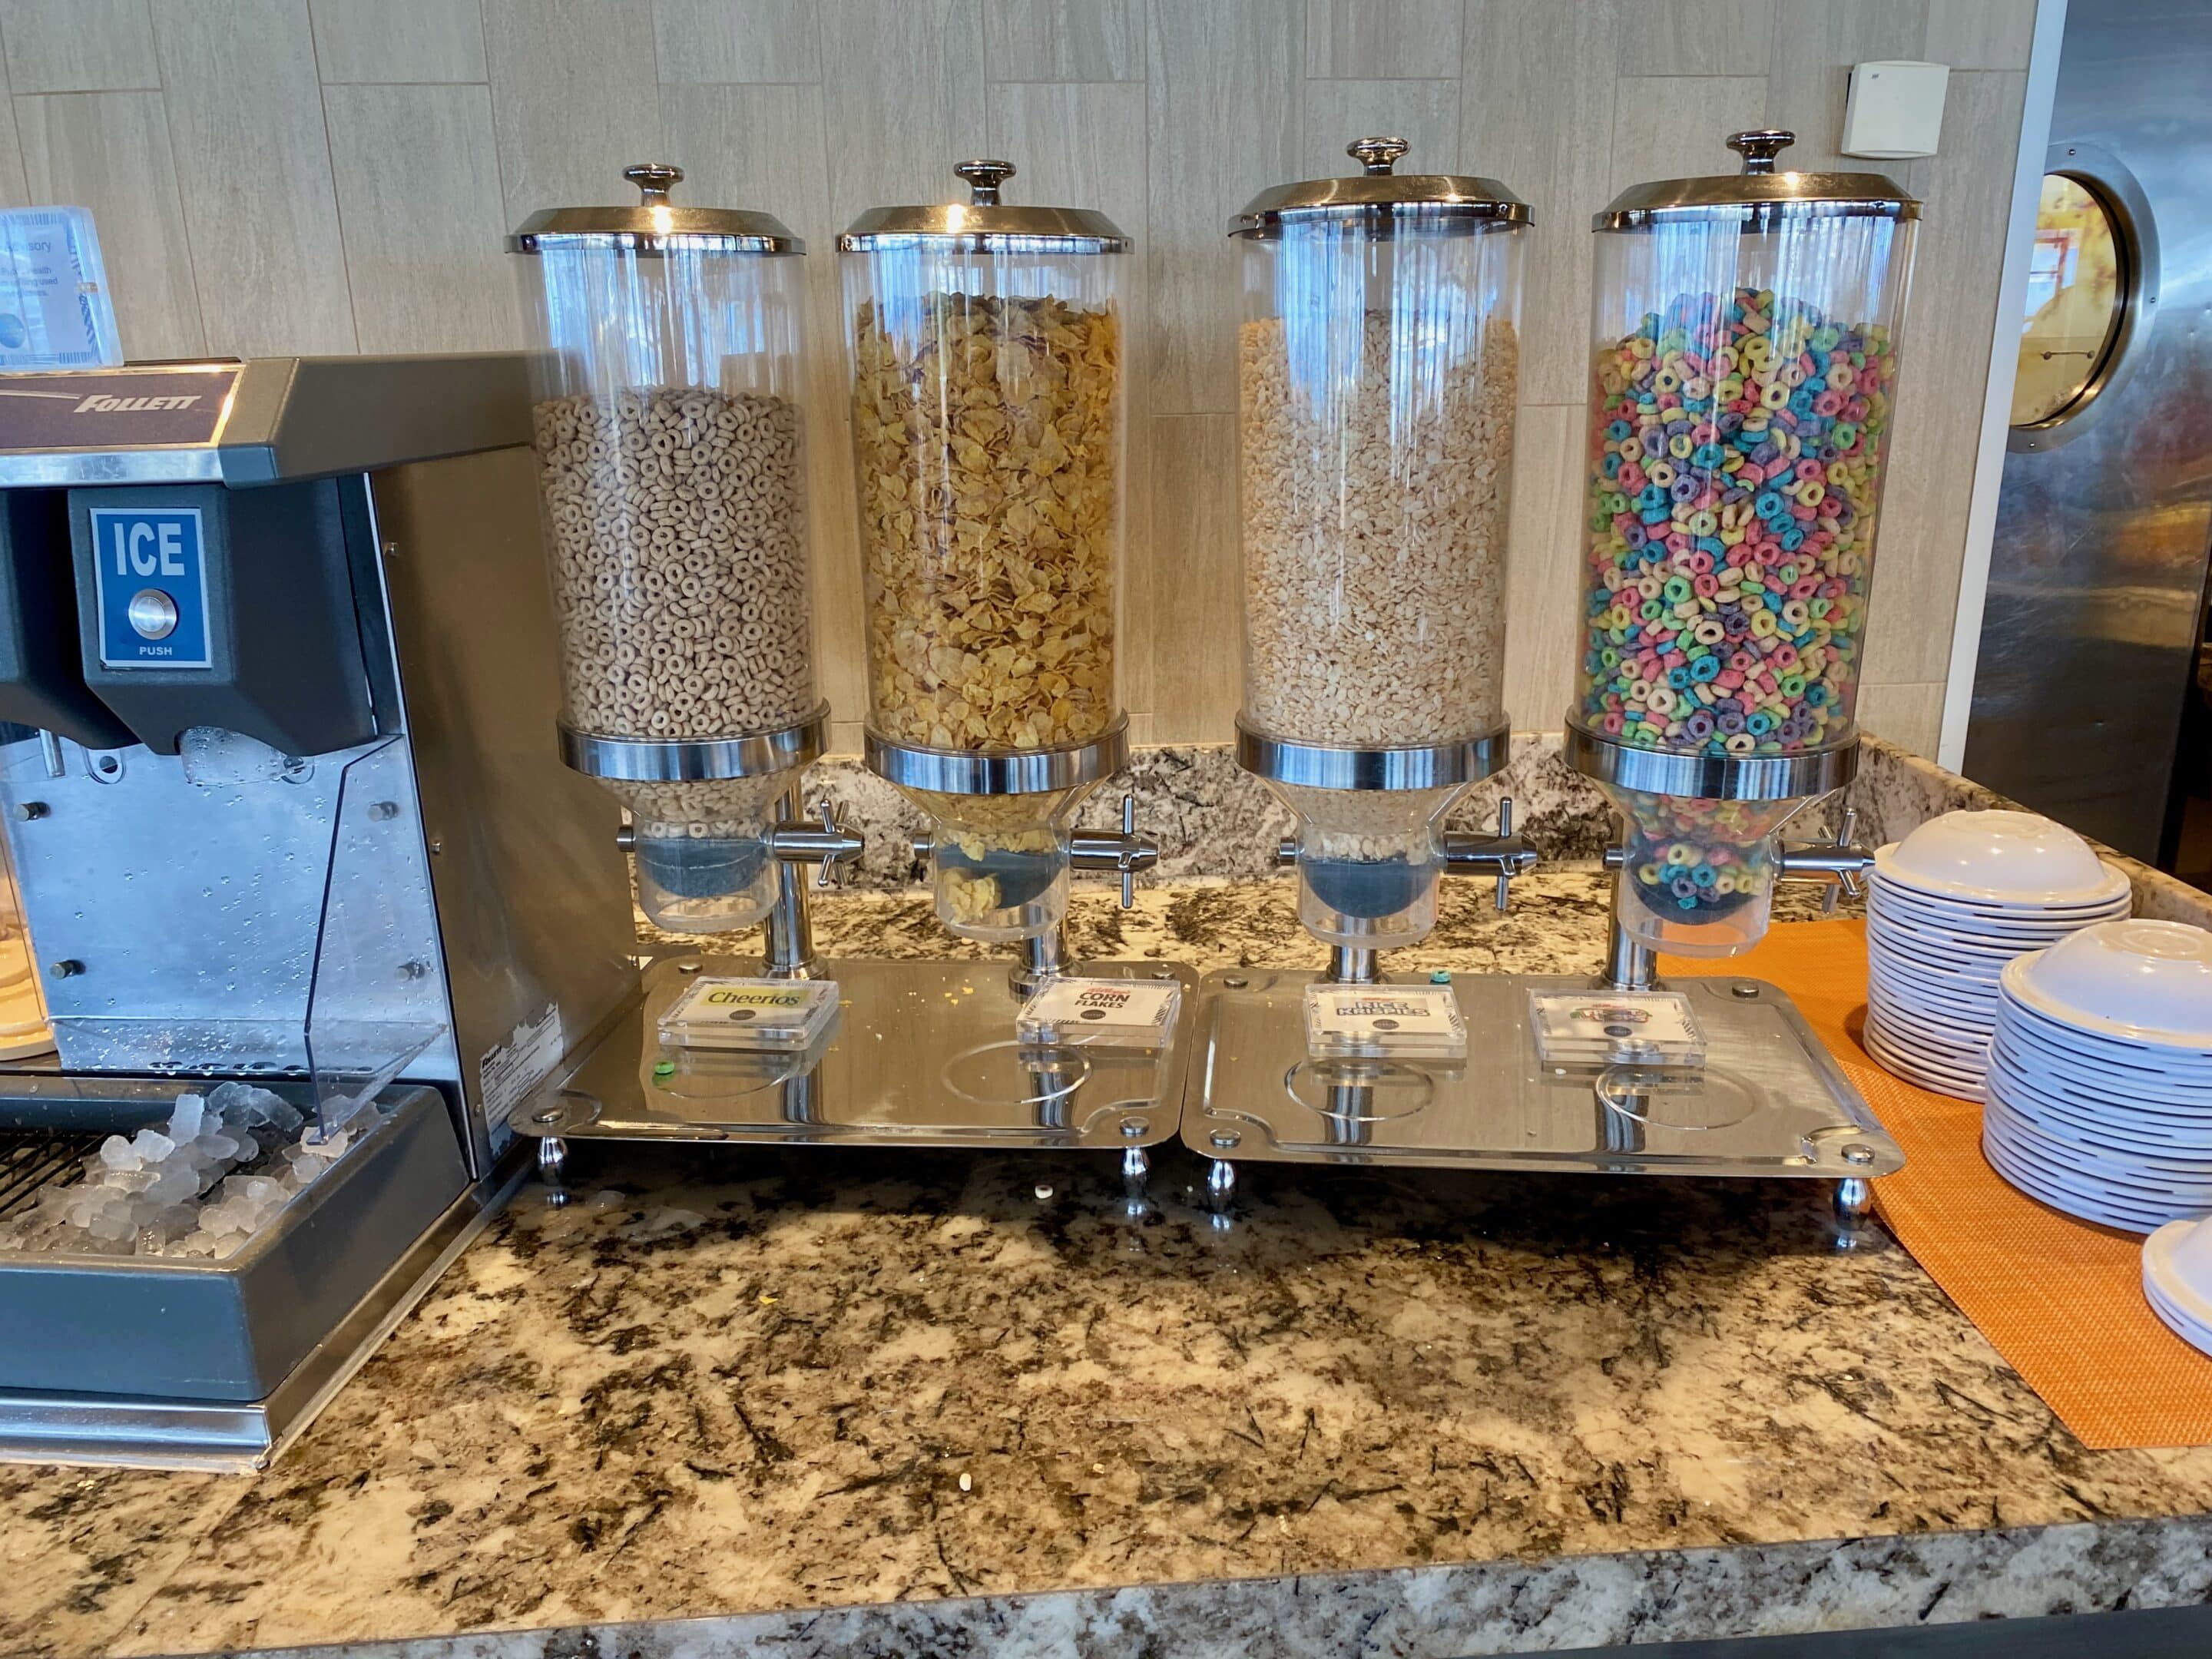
[1661,917,2212,1449]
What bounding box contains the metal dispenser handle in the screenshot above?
[1440,796,1539,913]
[1068,792,1157,911]
[1775,806,1876,916]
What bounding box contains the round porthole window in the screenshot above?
[2008,144,2157,447]
[2012,175,2124,424]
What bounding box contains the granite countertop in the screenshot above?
[9,871,2212,1659]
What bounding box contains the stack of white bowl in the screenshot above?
[2144,1214,2212,1356]
[1865,810,2131,1099]
[1985,919,2212,1233]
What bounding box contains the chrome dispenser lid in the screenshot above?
[838,161,1131,253]
[509,163,803,254]
[1594,130,1919,229]
[1228,137,1532,237]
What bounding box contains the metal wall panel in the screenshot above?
[1965,0,2212,857]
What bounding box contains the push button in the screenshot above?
[126,588,178,640]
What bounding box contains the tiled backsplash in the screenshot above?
[1,0,2037,762]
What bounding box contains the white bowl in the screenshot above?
[1867,888,2122,945]
[2011,922,2212,1047]
[2147,1217,2212,1326]
[1996,982,2212,1071]
[1876,810,2121,905]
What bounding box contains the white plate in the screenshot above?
[2145,1219,2212,1330]
[1866,1023,1984,1099]
[2142,1270,2212,1357]
[1867,925,2015,977]
[2005,949,2212,1055]
[1982,1118,2203,1224]
[1869,955,2005,1009]
[1876,995,1999,1057]
[1990,1023,2212,1111]
[1988,1048,2212,1153]
[1985,1093,2212,1193]
[1982,1130,2174,1233]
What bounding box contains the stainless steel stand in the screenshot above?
[1177,967,1904,1183]
[522,716,1191,1182]
[1559,722,1896,1237]
[1195,720,1537,1204]
[1182,721,1905,1235]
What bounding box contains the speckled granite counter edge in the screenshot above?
[180,1517,2212,1659]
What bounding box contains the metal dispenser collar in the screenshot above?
[509,162,803,253]
[1563,720,1859,803]
[1238,719,1509,793]
[867,718,1128,796]
[562,704,830,783]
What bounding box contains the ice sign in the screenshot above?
[89,505,211,668]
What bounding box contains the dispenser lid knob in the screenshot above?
[1725,130,1795,174]
[954,159,1016,205]
[1348,136,1411,175]
[622,163,684,204]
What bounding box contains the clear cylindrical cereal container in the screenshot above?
[1230,138,1529,950]
[512,164,821,935]
[1575,131,1918,760]
[1570,131,1919,960]
[840,160,1130,941]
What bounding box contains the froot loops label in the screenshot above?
[1578,286,1896,757]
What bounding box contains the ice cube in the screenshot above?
[193,1130,240,1163]
[167,1092,207,1141]
[130,1128,175,1161]
[241,1176,283,1205]
[98,1134,138,1172]
[146,1166,197,1204]
[88,1204,131,1242]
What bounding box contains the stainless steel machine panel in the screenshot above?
[366,446,638,1169]
[0,731,452,1082]
[1967,0,2212,859]
[1181,970,1902,1178]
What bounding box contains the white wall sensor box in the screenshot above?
[1842,61,1950,160]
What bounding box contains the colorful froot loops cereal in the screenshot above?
[1578,286,1896,757]
[1612,791,1807,952]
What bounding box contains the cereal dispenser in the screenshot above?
[840,160,1155,985]
[492,162,1196,1199]
[1565,131,1917,979]
[1178,137,1904,1230]
[1229,139,1536,982]
[513,164,856,945]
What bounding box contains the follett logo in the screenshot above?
[71,394,201,414]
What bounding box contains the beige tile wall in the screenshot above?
[0,0,2035,759]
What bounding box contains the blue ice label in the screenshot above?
[91,506,212,669]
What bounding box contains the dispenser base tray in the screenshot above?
[517,955,1195,1151]
[0,1085,522,1472]
[1178,969,1903,1178]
